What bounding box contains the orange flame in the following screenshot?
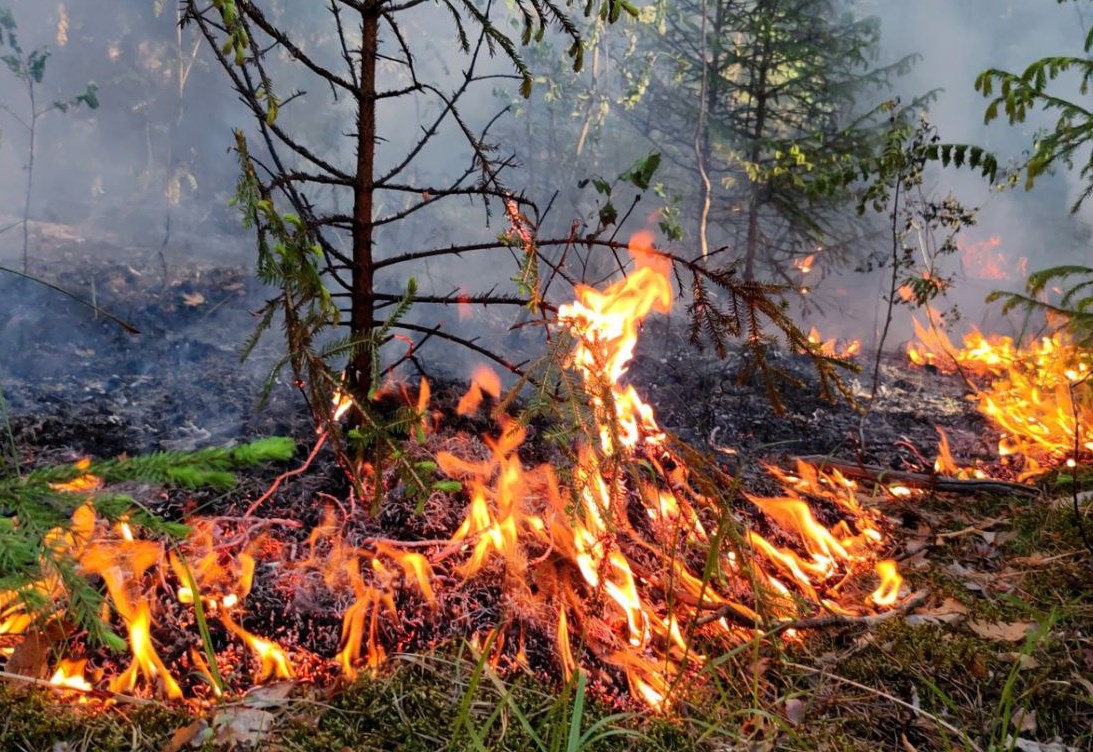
[909,316,1093,476]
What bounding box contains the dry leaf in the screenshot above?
[212,707,274,748]
[1012,737,1080,751]
[243,680,295,708]
[161,719,209,752]
[783,697,807,725]
[967,619,1036,642]
[906,597,968,626]
[4,630,56,681]
[1011,707,1037,734]
[999,652,1040,670]
[182,291,206,307]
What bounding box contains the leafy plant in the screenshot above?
[976,0,1093,213]
[856,107,978,405]
[0,6,99,272]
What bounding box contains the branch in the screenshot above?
[793,455,1040,499]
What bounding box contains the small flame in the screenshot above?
[50,659,92,695]
[806,327,861,359]
[871,560,903,606]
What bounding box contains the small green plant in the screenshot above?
[856,106,978,406]
[989,608,1060,752]
[0,6,99,272]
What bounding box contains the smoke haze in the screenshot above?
[0,0,1090,373]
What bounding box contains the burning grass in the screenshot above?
[0,233,910,716]
[4,239,1093,750]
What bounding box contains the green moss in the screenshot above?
[0,686,187,751]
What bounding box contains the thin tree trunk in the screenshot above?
[349,5,379,399]
[743,29,771,282]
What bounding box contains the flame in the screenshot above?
[870,560,903,606]
[933,427,987,479]
[14,235,906,709]
[170,525,294,684]
[806,327,861,359]
[50,659,92,696]
[431,233,903,706]
[456,365,502,416]
[795,254,816,274]
[909,316,1093,476]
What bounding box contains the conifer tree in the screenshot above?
[624,0,915,280]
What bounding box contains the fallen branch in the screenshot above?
[794,455,1040,499]
[0,669,153,705]
[765,589,929,633]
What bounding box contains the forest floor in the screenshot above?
[0,226,1090,752]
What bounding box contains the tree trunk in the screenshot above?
[743,25,772,282]
[349,5,380,401]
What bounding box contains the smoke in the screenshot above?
[848,0,1093,342]
[2,0,1093,400]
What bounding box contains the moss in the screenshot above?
[0,686,187,751]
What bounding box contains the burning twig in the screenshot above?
[794,455,1040,499]
[0,669,154,706]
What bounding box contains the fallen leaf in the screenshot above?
[783,697,806,726]
[212,707,274,748]
[243,680,295,708]
[161,719,210,752]
[182,291,205,307]
[906,597,968,626]
[4,629,56,681]
[944,561,986,592]
[1012,737,1080,751]
[999,652,1040,670]
[1011,707,1037,734]
[967,619,1036,642]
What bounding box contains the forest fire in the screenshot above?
[0,233,908,710]
[908,312,1093,477]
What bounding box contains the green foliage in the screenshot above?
[0,437,294,653]
[858,108,977,311]
[987,264,1093,347]
[577,153,667,236]
[620,0,918,278]
[976,0,1093,212]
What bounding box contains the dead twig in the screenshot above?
[794,454,1040,499]
[244,432,327,517]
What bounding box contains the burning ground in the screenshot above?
[0,233,1091,751]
